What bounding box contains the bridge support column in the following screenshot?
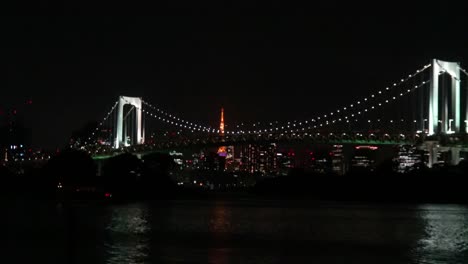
[115,96,144,149]
[424,141,438,168]
[96,159,103,176]
[450,147,461,166]
[429,59,461,135]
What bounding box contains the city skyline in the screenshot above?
[2,4,468,148]
[4,5,468,264]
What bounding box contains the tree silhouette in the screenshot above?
[101,153,143,198]
[141,152,177,198]
[44,149,96,186]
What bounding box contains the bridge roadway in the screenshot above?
[91,132,464,160]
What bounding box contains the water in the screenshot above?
[3,199,468,263]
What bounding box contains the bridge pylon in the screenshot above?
[428,59,463,135]
[114,96,145,149]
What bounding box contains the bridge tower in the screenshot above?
[428,59,463,135]
[114,96,145,149]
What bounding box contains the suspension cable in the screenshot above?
[225,63,432,134]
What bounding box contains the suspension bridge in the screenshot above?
[78,59,468,167]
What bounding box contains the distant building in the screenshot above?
[394,145,423,173]
[303,149,334,174]
[0,106,33,161]
[331,145,346,175]
[351,146,378,171]
[239,143,278,174]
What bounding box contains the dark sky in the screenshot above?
[1,3,468,149]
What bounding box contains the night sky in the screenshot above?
[1,3,467,149]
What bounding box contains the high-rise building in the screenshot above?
[331,145,346,175]
[304,150,333,174]
[275,148,297,175]
[1,106,32,161]
[394,145,423,173]
[239,143,278,174]
[351,145,378,171]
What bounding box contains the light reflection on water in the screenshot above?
[104,204,151,264]
[209,202,232,234]
[413,204,468,263]
[4,200,468,263]
[207,202,232,264]
[98,201,468,263]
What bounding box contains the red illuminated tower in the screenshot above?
[218,107,227,156]
[219,107,225,135]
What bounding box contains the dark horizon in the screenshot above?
[2,4,468,149]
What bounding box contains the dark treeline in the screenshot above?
[2,150,468,203]
[253,160,468,203]
[0,149,177,201]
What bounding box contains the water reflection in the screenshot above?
[415,204,468,263]
[208,202,232,264]
[11,200,468,263]
[209,201,232,234]
[105,203,151,264]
